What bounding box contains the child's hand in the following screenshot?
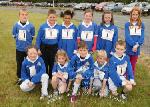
[132,45,138,52]
[38,50,42,56]
[99,89,105,97]
[88,88,92,94]
[28,81,34,88]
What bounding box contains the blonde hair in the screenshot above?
[97,50,107,58]
[130,6,142,28]
[84,9,93,16]
[19,8,28,15]
[55,49,69,62]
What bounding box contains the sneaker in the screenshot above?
[70,95,77,103]
[120,94,127,100]
[16,78,22,85]
[53,90,59,96]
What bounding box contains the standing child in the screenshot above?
[108,40,136,100]
[20,45,49,99]
[97,11,118,58]
[36,9,61,79]
[59,10,78,59]
[12,8,35,84]
[69,41,94,103]
[124,7,145,75]
[88,50,109,97]
[51,49,70,95]
[77,9,98,52]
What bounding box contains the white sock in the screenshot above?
[72,82,80,95]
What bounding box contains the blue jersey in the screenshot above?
[59,23,78,59]
[77,22,98,51]
[36,21,61,49]
[12,21,35,52]
[125,22,145,56]
[21,56,46,84]
[92,61,109,80]
[108,53,134,87]
[52,62,70,80]
[97,24,118,58]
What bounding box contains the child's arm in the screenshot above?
[100,79,107,97]
[36,26,44,50]
[137,23,145,46]
[112,26,118,52]
[21,60,30,81]
[12,24,17,39]
[30,24,35,40]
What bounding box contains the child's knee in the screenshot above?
[41,73,49,82]
[51,75,58,83]
[20,82,34,92]
[125,84,132,92]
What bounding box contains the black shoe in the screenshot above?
[16,78,22,85]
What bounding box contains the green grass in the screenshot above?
[0,8,150,107]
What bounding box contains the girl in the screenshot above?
[59,10,78,59]
[97,11,118,58]
[51,49,70,95]
[124,7,145,75]
[77,9,98,52]
[20,45,49,99]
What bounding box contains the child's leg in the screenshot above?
[72,78,82,96]
[16,50,26,79]
[58,80,67,94]
[20,79,35,92]
[51,75,59,91]
[108,78,118,96]
[67,80,72,92]
[41,74,49,96]
[129,55,138,75]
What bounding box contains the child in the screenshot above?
[12,8,35,85]
[20,45,49,99]
[77,9,98,52]
[51,49,70,95]
[97,11,118,58]
[69,41,94,103]
[36,9,61,79]
[88,50,109,97]
[59,10,78,59]
[108,40,136,100]
[124,7,145,75]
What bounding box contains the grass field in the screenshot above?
[0,8,150,107]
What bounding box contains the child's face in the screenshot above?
[104,13,112,24]
[115,45,125,57]
[19,11,28,23]
[48,14,57,25]
[27,48,38,61]
[84,12,93,23]
[57,55,66,65]
[63,15,71,25]
[78,48,88,58]
[131,10,139,22]
[97,54,106,65]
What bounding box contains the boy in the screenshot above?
[36,9,61,79]
[69,41,94,103]
[12,8,35,85]
[20,45,49,99]
[108,40,136,100]
[88,50,109,97]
